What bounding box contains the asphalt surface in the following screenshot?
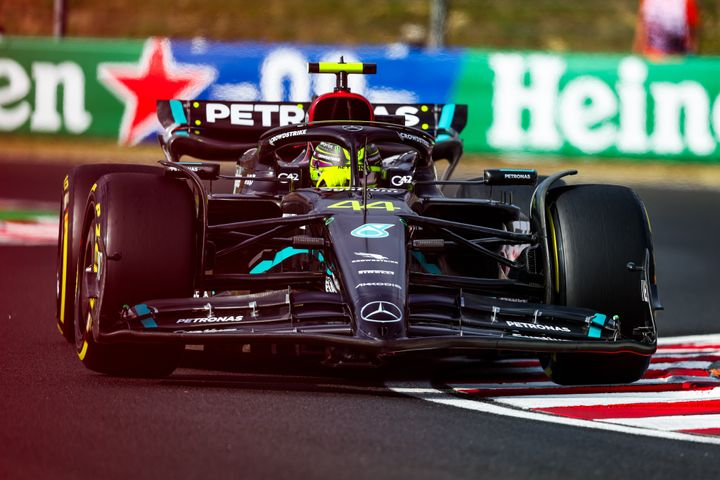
[1,160,719,479]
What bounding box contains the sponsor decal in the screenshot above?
[268,129,307,146]
[358,269,394,275]
[176,315,244,324]
[98,38,216,145]
[342,125,364,131]
[360,301,403,322]
[504,173,532,179]
[328,200,399,212]
[319,187,404,193]
[390,175,413,187]
[278,172,300,182]
[510,333,568,341]
[506,320,571,333]
[398,131,431,148]
[352,252,399,264]
[204,102,305,126]
[355,282,402,290]
[351,223,394,238]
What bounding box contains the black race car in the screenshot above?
[56,61,660,384]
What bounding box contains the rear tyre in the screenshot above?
[541,185,656,385]
[74,172,195,377]
[56,164,161,342]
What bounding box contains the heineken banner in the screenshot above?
[2,36,720,161]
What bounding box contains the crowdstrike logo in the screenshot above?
[360,301,403,323]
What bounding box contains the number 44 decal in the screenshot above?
[328,200,399,212]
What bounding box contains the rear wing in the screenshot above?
[157,100,467,162]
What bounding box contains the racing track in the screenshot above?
[1,160,720,479]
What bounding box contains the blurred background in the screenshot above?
[3,0,720,53]
[2,0,720,180]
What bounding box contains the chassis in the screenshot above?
[56,61,660,384]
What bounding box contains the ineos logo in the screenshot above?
[342,125,364,131]
[278,172,299,182]
[360,301,403,323]
[391,175,412,187]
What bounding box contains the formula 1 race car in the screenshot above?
[56,61,660,384]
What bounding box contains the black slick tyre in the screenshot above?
[541,184,656,385]
[56,164,161,342]
[74,172,195,377]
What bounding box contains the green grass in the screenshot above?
[5,0,720,54]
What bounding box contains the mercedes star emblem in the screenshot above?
[360,301,403,323]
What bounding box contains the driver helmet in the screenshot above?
[309,141,382,187]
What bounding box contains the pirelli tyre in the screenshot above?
[56,164,162,343]
[74,172,195,377]
[541,184,656,385]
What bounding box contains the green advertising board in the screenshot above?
[0,37,146,137]
[2,36,720,161]
[453,51,720,162]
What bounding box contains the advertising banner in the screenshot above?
[1,36,719,161]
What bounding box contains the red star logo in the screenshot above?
[98,38,216,145]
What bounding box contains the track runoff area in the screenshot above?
[5,201,720,446]
[388,334,720,446]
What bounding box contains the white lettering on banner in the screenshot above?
[487,52,719,156]
[616,57,650,153]
[30,62,92,133]
[230,103,253,126]
[255,104,279,125]
[487,54,565,150]
[395,106,420,127]
[0,59,31,131]
[260,48,310,102]
[714,94,720,142]
[0,59,91,134]
[650,81,715,155]
[204,103,305,126]
[206,103,230,123]
[558,76,617,154]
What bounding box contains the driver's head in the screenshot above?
[309,141,381,187]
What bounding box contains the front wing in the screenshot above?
[98,290,656,358]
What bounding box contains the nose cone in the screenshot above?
[326,214,408,340]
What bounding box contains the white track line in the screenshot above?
[386,381,720,446]
[495,387,720,409]
[601,413,720,431]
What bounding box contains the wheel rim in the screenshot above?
[75,212,102,356]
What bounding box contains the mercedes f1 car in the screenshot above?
[56,61,660,384]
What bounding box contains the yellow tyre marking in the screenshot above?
[91,183,97,192]
[59,211,69,326]
[78,340,89,360]
[95,203,101,217]
[93,240,99,273]
[547,210,561,294]
[63,175,69,191]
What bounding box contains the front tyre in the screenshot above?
[56,164,161,342]
[74,172,195,377]
[541,185,657,385]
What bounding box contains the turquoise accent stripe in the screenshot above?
[134,304,158,329]
[175,131,189,137]
[169,100,188,125]
[412,251,441,274]
[588,326,602,338]
[141,318,158,328]
[589,313,607,326]
[250,247,309,274]
[436,104,456,142]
